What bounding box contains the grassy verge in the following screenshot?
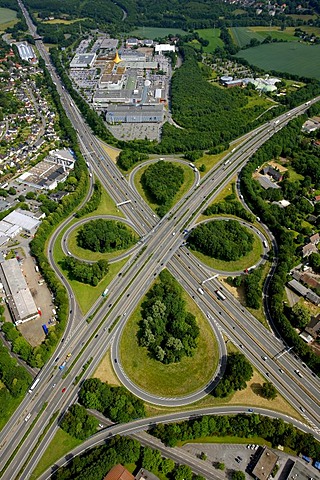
[0,395,24,432]
[144,369,302,422]
[134,162,195,214]
[196,141,244,176]
[85,185,123,217]
[189,231,263,273]
[119,284,218,397]
[30,428,82,480]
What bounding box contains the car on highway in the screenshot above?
[67,353,71,358]
[61,387,66,393]
[52,383,56,388]
[279,369,284,374]
[300,406,305,412]
[248,408,254,413]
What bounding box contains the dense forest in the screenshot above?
[78,378,146,423]
[188,220,254,261]
[77,219,137,253]
[141,161,184,216]
[138,270,199,364]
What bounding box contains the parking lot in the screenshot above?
[180,443,310,480]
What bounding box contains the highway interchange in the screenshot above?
[0,2,319,479]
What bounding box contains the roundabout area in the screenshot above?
[189,217,266,274]
[117,275,220,399]
[65,216,139,263]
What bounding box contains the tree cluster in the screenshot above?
[151,413,320,457]
[213,353,253,398]
[141,161,184,216]
[117,149,149,171]
[138,270,200,364]
[0,341,32,398]
[77,219,136,253]
[75,180,102,218]
[188,220,254,261]
[60,404,98,440]
[261,381,277,400]
[78,378,146,423]
[64,257,109,286]
[204,195,255,223]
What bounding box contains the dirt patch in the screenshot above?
[93,348,121,386]
[100,143,121,164]
[228,371,301,420]
[220,277,246,304]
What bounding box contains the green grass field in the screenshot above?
[190,227,263,273]
[235,43,320,80]
[195,28,224,52]
[230,26,298,48]
[130,27,187,39]
[30,428,81,480]
[119,281,218,397]
[0,7,17,30]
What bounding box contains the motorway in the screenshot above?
[0,2,319,479]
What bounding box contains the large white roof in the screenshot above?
[4,210,40,232]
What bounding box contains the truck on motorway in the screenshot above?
[198,287,204,295]
[28,377,40,393]
[189,163,195,168]
[263,240,268,248]
[102,287,109,297]
[59,361,66,370]
[216,290,226,301]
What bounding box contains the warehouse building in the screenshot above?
[0,258,38,324]
[105,104,164,123]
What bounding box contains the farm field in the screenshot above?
[130,26,187,39]
[196,28,224,51]
[230,26,298,47]
[0,7,17,31]
[235,43,320,80]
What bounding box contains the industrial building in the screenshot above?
[70,53,96,68]
[105,104,164,123]
[16,42,36,62]
[0,258,39,324]
[18,149,75,190]
[251,447,279,480]
[0,209,41,246]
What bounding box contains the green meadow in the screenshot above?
[235,42,320,80]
